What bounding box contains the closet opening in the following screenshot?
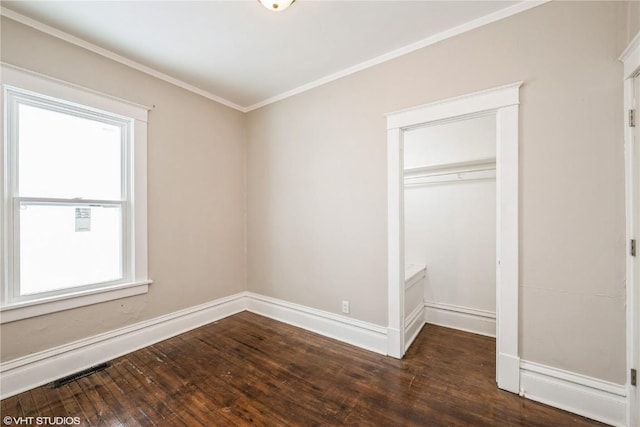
[386,82,521,393]
[403,113,497,349]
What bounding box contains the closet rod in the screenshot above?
[404,157,496,176]
[404,176,495,187]
[404,167,495,181]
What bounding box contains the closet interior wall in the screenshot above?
[404,114,497,337]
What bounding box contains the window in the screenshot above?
[1,65,150,323]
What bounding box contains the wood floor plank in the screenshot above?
[1,312,608,426]
[122,351,197,426]
[111,357,175,425]
[0,394,23,420]
[135,344,239,426]
[28,387,55,419]
[67,380,108,427]
[149,338,270,426]
[54,382,91,426]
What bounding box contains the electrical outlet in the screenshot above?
[341,300,350,314]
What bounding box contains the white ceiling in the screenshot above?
[1,1,536,111]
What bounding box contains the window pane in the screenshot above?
[19,203,123,295]
[18,103,123,200]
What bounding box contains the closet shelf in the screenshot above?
[404,157,496,177]
[404,157,496,186]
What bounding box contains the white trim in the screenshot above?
[244,2,547,111]
[0,3,547,113]
[0,292,246,400]
[424,301,496,320]
[387,127,404,358]
[620,32,640,80]
[386,82,522,130]
[624,74,638,427]
[404,265,425,290]
[245,292,388,355]
[133,108,149,287]
[404,303,425,352]
[386,82,521,394]
[622,30,640,427]
[0,8,244,113]
[424,301,496,338]
[495,102,520,393]
[1,64,150,319]
[1,63,151,120]
[0,281,151,324]
[520,361,627,426]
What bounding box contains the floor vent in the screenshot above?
[48,362,110,388]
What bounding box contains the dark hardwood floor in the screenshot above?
[1,311,606,426]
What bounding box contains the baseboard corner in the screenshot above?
[0,292,246,400]
[245,292,388,356]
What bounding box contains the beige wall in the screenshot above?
[0,17,247,361]
[247,1,629,384]
[623,0,639,45]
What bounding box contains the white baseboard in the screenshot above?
[498,352,521,394]
[245,292,388,355]
[520,360,627,426]
[424,301,496,337]
[404,303,425,353]
[1,291,629,427]
[0,292,246,400]
[386,326,402,359]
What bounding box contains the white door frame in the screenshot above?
[386,82,522,393]
[621,32,640,427]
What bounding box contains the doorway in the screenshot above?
[386,82,522,393]
[403,113,497,344]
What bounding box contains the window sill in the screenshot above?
[0,280,152,324]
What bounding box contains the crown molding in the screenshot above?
[244,1,549,112]
[2,2,549,113]
[0,6,246,112]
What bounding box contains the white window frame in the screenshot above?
[0,64,151,323]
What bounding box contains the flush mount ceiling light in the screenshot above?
[259,0,296,12]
